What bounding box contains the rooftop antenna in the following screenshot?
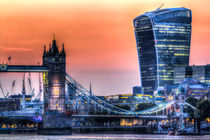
[156,3,164,10]
[53,33,55,40]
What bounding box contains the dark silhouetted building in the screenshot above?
[174,65,210,85]
[0,98,20,113]
[133,7,192,95]
[9,94,32,103]
[133,86,141,94]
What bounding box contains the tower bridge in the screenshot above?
[0,37,176,133]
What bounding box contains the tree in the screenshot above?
[195,98,210,134]
[196,98,210,121]
[185,97,198,120]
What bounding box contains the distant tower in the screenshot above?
[89,82,92,96]
[22,73,26,109]
[42,35,66,113]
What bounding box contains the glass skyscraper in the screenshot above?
[133,8,192,95]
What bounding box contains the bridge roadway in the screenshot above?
[72,114,168,119]
[0,65,48,72]
[0,113,168,121]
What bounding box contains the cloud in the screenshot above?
[0,46,33,52]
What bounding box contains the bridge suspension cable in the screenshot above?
[65,73,175,115]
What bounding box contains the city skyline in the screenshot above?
[1,0,210,96]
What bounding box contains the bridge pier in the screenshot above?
[37,113,72,135]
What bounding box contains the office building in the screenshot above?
[178,78,208,99]
[133,86,141,94]
[174,65,210,84]
[0,98,20,113]
[133,7,192,94]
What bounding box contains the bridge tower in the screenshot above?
[39,36,71,135]
[42,35,66,113]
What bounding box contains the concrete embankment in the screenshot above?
[72,126,151,134]
[0,126,152,135]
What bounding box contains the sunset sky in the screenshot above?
[0,0,210,96]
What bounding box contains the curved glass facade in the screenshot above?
[133,8,192,95]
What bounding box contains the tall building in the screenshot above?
[133,86,141,94]
[174,65,210,84]
[42,36,66,113]
[133,7,192,95]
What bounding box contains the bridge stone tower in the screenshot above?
[42,36,66,113]
[39,36,71,135]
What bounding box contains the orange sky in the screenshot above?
[0,0,210,96]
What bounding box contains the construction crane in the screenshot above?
[10,80,16,95]
[34,69,42,100]
[156,3,164,10]
[0,82,9,98]
[28,72,35,96]
[0,83,6,98]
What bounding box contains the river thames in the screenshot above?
[0,134,210,140]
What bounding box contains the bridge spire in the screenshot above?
[22,73,26,109]
[61,43,65,55]
[43,45,46,56]
[89,82,92,96]
[51,34,59,55]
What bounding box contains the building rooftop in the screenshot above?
[179,78,208,89]
[149,7,188,14]
[133,7,191,26]
[181,78,200,84]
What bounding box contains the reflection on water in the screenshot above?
[0,134,210,140]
